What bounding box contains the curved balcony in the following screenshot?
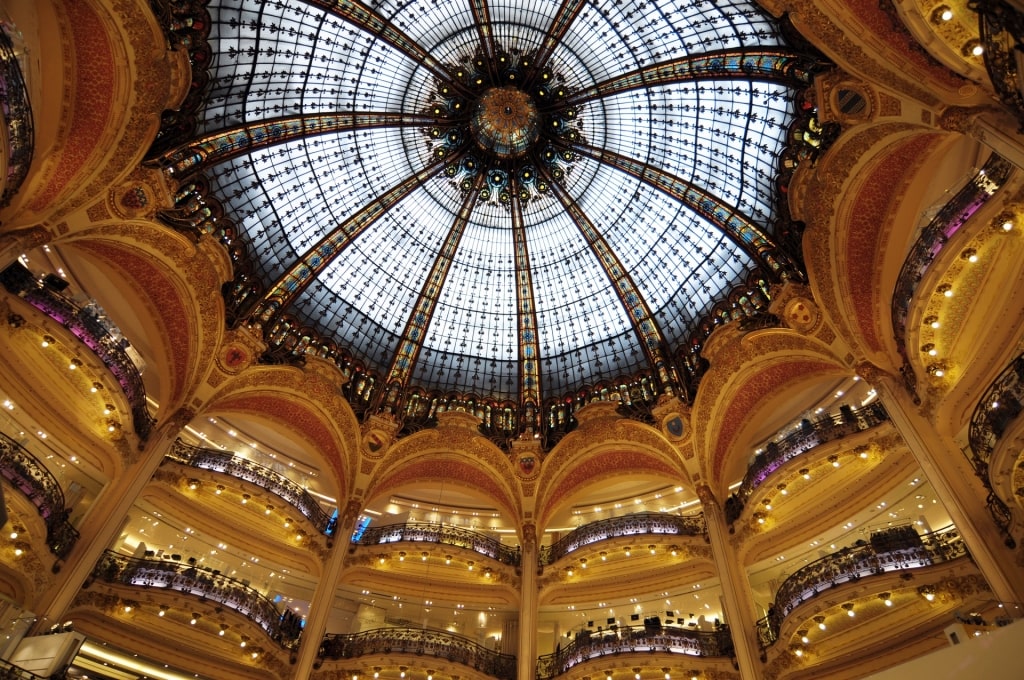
[975,2,1024,130]
[0,430,79,559]
[967,351,1024,545]
[725,402,890,524]
[90,550,301,648]
[539,512,707,566]
[754,525,966,648]
[536,624,734,679]
[318,627,516,680]
[166,439,337,536]
[0,262,156,441]
[891,154,1013,394]
[353,522,520,566]
[0,25,34,209]
[0,657,45,680]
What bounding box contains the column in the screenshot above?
[696,484,761,680]
[291,499,361,678]
[29,414,188,633]
[868,368,1024,604]
[517,523,539,680]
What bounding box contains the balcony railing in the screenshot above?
[319,627,516,680]
[539,512,707,566]
[725,402,890,524]
[754,525,966,648]
[91,550,301,648]
[967,351,1024,546]
[166,439,336,536]
[0,262,156,442]
[536,624,734,679]
[0,25,34,209]
[891,154,1013,394]
[353,522,520,566]
[0,430,79,559]
[973,1,1024,130]
[0,658,46,680]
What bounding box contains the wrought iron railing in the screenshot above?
[0,25,34,209]
[967,351,1024,546]
[891,154,1013,395]
[166,439,337,536]
[0,263,156,441]
[972,0,1024,130]
[318,627,516,680]
[536,624,734,679]
[754,525,966,648]
[539,512,707,566]
[91,550,301,648]
[0,657,48,680]
[353,522,520,566]
[725,402,890,524]
[0,431,79,559]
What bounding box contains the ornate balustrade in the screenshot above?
[318,627,516,680]
[0,263,156,442]
[536,624,734,679]
[891,154,1013,395]
[0,657,47,680]
[0,431,79,559]
[91,550,301,648]
[972,0,1024,130]
[967,352,1024,545]
[166,439,337,536]
[754,526,966,648]
[353,522,520,566]
[725,402,890,524]
[539,512,707,566]
[0,25,34,209]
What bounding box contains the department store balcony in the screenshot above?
[755,525,967,648]
[317,628,516,680]
[88,550,302,650]
[725,402,890,525]
[0,22,34,209]
[353,522,520,567]
[0,430,79,559]
[165,438,337,538]
[536,623,734,679]
[539,512,708,568]
[0,262,155,442]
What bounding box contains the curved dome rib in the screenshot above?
[527,0,588,85]
[157,112,443,178]
[303,0,473,98]
[251,156,453,324]
[384,175,485,397]
[510,194,543,415]
[568,143,798,280]
[547,179,677,393]
[562,49,815,107]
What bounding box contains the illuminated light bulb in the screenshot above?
[13,548,23,557]
[600,552,607,561]
[624,547,631,557]
[941,8,953,20]
[1003,220,1014,231]
[9,531,17,540]
[794,648,803,657]
[445,555,452,564]
[972,43,984,56]
[158,606,167,617]
[884,597,892,607]
[801,635,809,644]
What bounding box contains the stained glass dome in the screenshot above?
[155,0,819,440]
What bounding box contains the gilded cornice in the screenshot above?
[368,426,521,522]
[691,327,845,488]
[798,122,925,361]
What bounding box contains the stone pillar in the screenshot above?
[867,367,1024,604]
[517,523,539,680]
[697,485,761,680]
[29,413,189,633]
[291,500,361,678]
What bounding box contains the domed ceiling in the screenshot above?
[155,0,819,439]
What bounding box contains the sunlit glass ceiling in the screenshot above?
[163,0,813,417]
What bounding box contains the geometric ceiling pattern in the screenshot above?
[155,0,820,435]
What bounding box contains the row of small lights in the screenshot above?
[564,545,685,577]
[923,220,1015,378]
[377,552,495,578]
[186,478,310,543]
[752,449,871,526]
[38,336,123,432]
[930,5,985,57]
[121,603,264,659]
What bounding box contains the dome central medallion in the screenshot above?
[422,48,586,208]
[470,87,541,159]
